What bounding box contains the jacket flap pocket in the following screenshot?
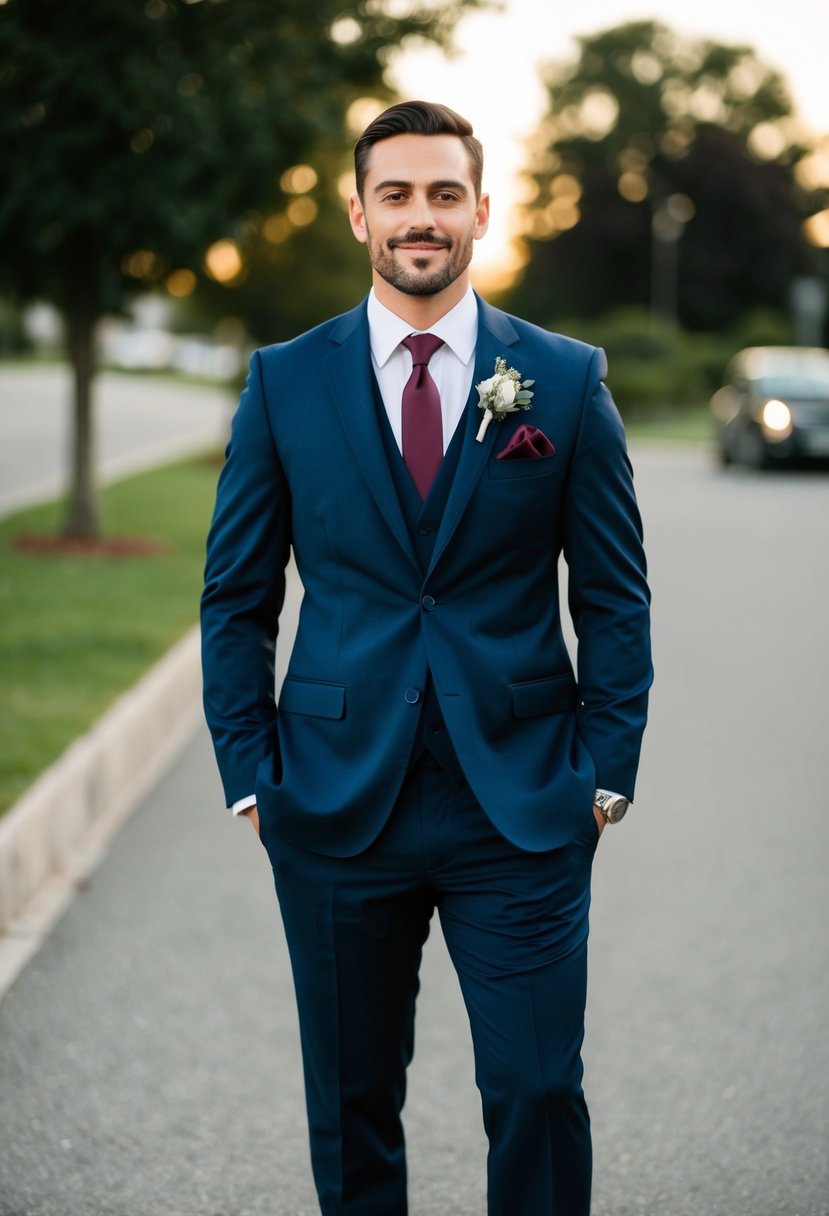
[280,678,346,719]
[511,673,576,719]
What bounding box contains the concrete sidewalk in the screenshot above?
[0,629,202,990]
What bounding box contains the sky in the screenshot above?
[387,0,829,281]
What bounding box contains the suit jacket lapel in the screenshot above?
[428,298,520,575]
[324,303,419,572]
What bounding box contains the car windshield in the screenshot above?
[749,354,829,397]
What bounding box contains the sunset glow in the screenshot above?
[388,0,829,286]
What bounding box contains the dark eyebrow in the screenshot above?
[431,180,469,195]
[372,179,469,196]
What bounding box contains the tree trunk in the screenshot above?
[64,298,100,538]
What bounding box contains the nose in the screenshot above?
[409,191,436,231]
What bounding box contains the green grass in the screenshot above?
[0,456,221,815]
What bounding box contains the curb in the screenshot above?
[0,626,203,1000]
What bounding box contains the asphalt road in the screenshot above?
[1,445,828,1215]
[0,365,232,517]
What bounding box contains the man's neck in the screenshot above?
[371,273,471,330]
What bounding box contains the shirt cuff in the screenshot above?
[231,795,257,816]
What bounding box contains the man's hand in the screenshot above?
[592,805,607,837]
[242,804,261,837]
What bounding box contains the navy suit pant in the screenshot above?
[268,754,599,1215]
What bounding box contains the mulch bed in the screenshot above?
[11,534,172,558]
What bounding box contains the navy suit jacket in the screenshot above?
[201,295,652,857]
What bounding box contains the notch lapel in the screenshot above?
[323,304,419,572]
[427,299,520,575]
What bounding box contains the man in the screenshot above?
[201,100,652,1215]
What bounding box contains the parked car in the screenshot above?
[711,346,829,467]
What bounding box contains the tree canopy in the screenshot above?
[510,21,822,332]
[0,0,480,533]
[1,0,479,316]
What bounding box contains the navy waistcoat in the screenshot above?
[371,374,467,783]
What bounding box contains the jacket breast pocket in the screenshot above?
[511,673,576,719]
[279,677,346,719]
[487,454,559,480]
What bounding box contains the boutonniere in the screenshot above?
[475,357,535,441]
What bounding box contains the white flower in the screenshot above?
[475,356,534,442]
[496,379,516,408]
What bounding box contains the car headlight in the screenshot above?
[761,399,793,439]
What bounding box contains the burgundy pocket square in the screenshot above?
[496,424,556,460]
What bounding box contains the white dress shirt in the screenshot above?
[231,287,479,815]
[367,285,478,455]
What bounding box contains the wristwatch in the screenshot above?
[594,789,630,824]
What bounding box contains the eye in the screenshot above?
[434,192,459,203]
[383,191,407,203]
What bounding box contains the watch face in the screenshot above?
[595,792,629,823]
[607,798,629,823]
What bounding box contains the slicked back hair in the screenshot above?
[354,100,484,201]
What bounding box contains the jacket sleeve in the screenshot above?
[200,349,292,806]
[561,347,653,799]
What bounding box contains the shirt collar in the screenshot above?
[367,286,478,369]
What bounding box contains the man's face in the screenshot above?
[349,133,489,299]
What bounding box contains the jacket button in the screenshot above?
[404,687,422,705]
[417,523,433,536]
[421,595,436,611]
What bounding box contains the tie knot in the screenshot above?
[402,333,444,367]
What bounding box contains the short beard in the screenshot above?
[367,230,474,297]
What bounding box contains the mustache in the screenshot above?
[387,231,452,250]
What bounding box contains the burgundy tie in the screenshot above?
[401,333,445,500]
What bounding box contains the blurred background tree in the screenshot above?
[173,135,374,351]
[0,0,480,536]
[509,20,823,337]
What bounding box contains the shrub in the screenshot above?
[544,307,793,417]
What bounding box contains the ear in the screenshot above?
[473,192,490,241]
[348,194,369,245]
